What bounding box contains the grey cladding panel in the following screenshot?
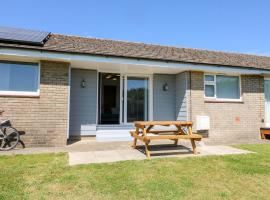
[176,72,188,121]
[153,74,176,120]
[69,69,97,136]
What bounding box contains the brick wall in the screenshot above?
[0,61,69,147]
[188,71,265,144]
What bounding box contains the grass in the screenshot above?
[0,144,270,200]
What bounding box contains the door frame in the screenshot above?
[121,74,153,125]
[97,71,153,125]
[265,78,270,127]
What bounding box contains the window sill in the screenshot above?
[0,92,40,98]
[204,99,243,103]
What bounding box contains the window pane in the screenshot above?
[265,80,270,126]
[99,73,120,124]
[216,75,240,99]
[205,75,214,82]
[127,77,148,122]
[0,65,10,90]
[0,62,39,92]
[205,85,215,97]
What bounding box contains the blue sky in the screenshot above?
[0,0,270,55]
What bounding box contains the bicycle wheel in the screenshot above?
[0,126,20,151]
[0,131,5,150]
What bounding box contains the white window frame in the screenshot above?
[0,61,40,97]
[96,70,153,125]
[204,73,242,101]
[122,74,153,125]
[265,78,270,127]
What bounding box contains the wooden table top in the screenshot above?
[134,121,193,126]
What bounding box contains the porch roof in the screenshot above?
[1,30,270,71]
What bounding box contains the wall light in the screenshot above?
[163,82,168,91]
[81,79,86,88]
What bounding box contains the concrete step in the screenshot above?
[95,125,179,142]
[96,130,133,142]
[97,125,134,130]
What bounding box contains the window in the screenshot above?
[204,74,240,100]
[0,61,39,95]
[126,77,149,122]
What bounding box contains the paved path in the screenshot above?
[0,140,254,165]
[68,141,253,165]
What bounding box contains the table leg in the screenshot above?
[174,125,183,146]
[261,132,265,139]
[145,140,151,158]
[190,139,197,154]
[132,127,139,148]
[132,138,137,148]
[142,127,151,158]
[188,126,197,154]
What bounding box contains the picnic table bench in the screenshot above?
[130,121,202,158]
[260,127,270,139]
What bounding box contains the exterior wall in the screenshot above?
[176,72,188,121]
[0,61,69,147]
[69,69,97,136]
[153,74,176,120]
[189,71,265,144]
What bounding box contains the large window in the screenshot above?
[126,77,149,122]
[0,61,39,95]
[204,74,240,100]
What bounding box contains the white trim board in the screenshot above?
[1,47,270,75]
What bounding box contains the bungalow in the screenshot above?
[0,26,269,147]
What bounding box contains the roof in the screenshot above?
[0,32,270,70]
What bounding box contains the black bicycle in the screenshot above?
[0,110,20,151]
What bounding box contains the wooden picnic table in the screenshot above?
[130,121,202,158]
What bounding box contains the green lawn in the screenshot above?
[0,144,270,200]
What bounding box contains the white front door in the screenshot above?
[265,80,270,127]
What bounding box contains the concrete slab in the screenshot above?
[68,143,253,165]
[0,140,254,166]
[118,150,146,160]
[68,149,145,165]
[69,151,96,165]
[198,145,252,155]
[94,150,125,163]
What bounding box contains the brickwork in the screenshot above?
[188,71,265,144]
[0,61,69,147]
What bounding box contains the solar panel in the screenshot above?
[0,26,50,46]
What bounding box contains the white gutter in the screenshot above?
[0,47,270,75]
